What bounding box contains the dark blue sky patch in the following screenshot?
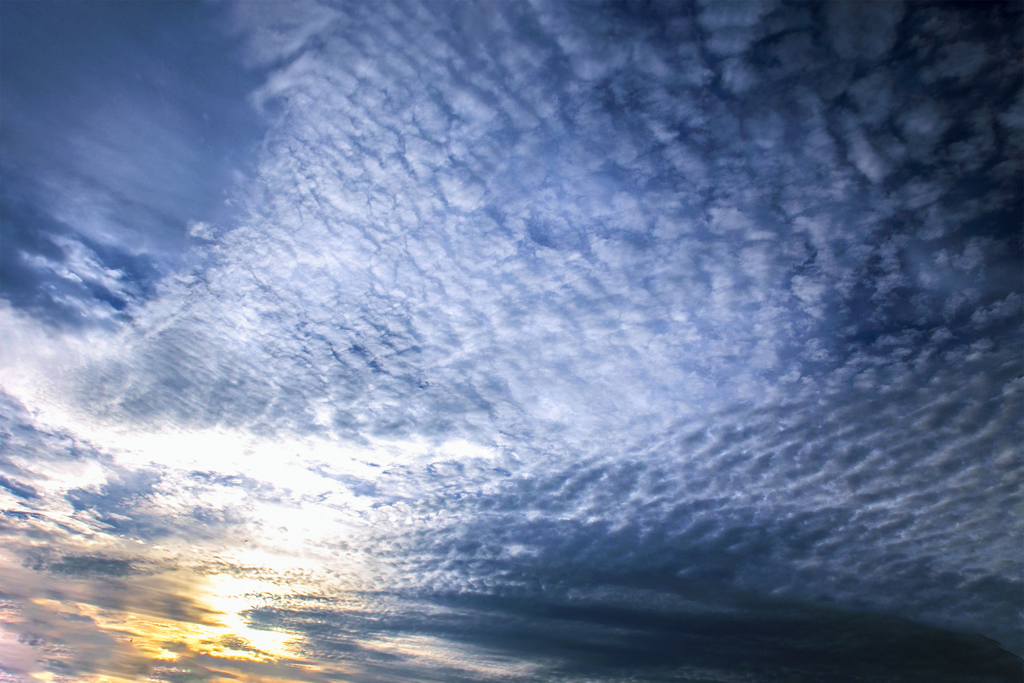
[0,0,266,327]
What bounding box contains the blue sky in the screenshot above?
[0,2,1021,682]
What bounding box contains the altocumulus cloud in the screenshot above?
[0,1,1021,682]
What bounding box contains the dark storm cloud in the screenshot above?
[0,1,1020,682]
[250,585,1022,682]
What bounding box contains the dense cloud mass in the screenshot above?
[0,1,1021,682]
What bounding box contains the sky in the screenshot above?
[0,1,1021,682]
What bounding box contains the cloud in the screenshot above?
[826,1,904,62]
[246,584,1023,682]
[0,1,1021,681]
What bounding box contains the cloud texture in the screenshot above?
[0,1,1021,681]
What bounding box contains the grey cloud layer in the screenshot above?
[1,1,1021,681]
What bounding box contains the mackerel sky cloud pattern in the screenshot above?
[0,2,1021,682]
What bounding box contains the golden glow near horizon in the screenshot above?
[1,536,535,683]
[0,547,337,683]
[42,572,298,665]
[0,305,519,680]
[0,398,514,681]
